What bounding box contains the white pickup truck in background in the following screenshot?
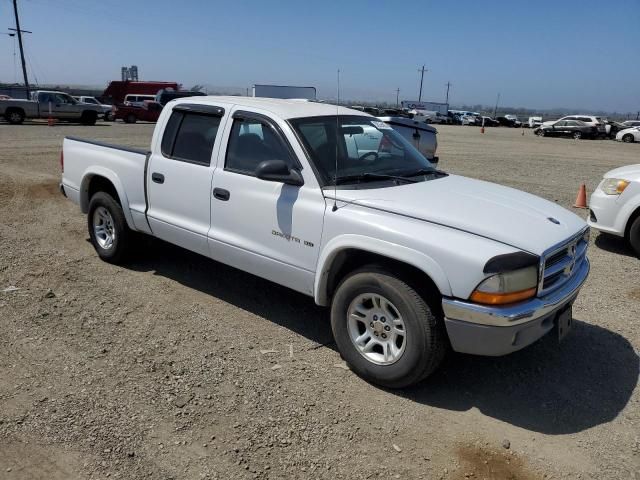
[60,97,590,388]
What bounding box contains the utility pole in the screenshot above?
[445,81,451,104]
[417,65,427,102]
[10,0,31,98]
[493,93,501,118]
[396,88,400,107]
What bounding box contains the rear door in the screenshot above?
[207,108,325,295]
[551,121,565,136]
[565,120,580,136]
[146,103,228,256]
[36,92,69,119]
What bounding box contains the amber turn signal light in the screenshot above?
[470,287,537,305]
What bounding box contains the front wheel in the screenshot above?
[88,192,132,264]
[125,113,137,124]
[573,131,582,140]
[622,134,635,143]
[330,268,446,388]
[628,216,640,257]
[536,129,545,137]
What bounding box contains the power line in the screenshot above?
[10,0,32,97]
[417,65,427,102]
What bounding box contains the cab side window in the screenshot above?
[161,111,220,166]
[225,118,294,175]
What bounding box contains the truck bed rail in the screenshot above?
[66,136,149,156]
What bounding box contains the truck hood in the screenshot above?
[333,175,586,255]
[604,163,640,182]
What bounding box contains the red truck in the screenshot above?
[101,81,179,105]
[113,101,162,123]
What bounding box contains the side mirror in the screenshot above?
[255,160,304,186]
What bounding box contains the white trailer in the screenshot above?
[401,101,448,115]
[252,84,316,100]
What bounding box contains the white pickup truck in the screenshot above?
[60,97,590,388]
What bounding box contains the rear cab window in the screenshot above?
[161,109,222,166]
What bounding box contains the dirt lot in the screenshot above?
[1,120,639,480]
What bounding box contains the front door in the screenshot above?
[146,104,227,256]
[208,108,325,295]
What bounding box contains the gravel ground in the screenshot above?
[0,120,639,480]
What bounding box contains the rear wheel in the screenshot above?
[622,134,635,143]
[88,192,132,264]
[573,131,582,140]
[628,215,640,257]
[81,111,97,125]
[5,109,25,124]
[125,113,137,124]
[330,268,446,388]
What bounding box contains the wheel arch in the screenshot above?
[4,106,26,120]
[5,106,25,115]
[314,235,451,307]
[79,169,135,229]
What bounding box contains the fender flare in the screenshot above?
[617,192,640,236]
[314,234,452,306]
[79,166,136,229]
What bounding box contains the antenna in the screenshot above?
[332,69,340,212]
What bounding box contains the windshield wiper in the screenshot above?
[334,173,418,185]
[399,168,448,178]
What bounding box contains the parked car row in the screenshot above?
[533,115,640,142]
[0,88,210,125]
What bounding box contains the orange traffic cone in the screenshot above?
[573,184,588,209]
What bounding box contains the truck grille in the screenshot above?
[538,228,589,296]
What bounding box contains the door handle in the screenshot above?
[151,172,164,184]
[213,188,230,201]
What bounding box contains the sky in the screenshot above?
[0,0,638,112]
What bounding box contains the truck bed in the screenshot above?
[61,137,152,234]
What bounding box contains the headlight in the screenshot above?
[600,178,630,195]
[470,266,538,305]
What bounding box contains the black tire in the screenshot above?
[622,134,635,143]
[87,192,132,264]
[628,215,640,257]
[81,111,97,126]
[573,131,582,140]
[330,267,446,388]
[125,113,137,124]
[536,129,545,137]
[5,108,25,125]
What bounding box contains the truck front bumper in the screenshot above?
[441,258,590,356]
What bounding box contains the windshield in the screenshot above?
[290,115,436,186]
